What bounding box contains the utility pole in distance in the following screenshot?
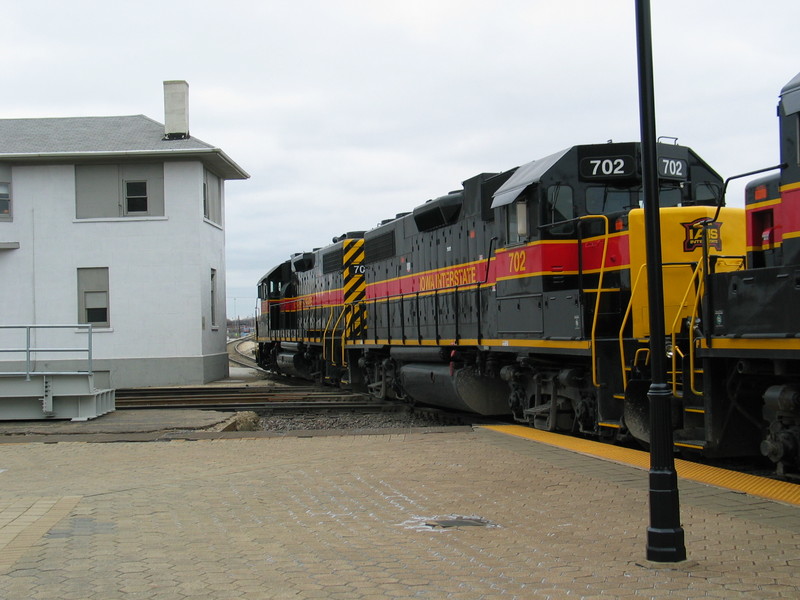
[634,0,687,562]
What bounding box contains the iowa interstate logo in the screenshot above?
[682,217,722,252]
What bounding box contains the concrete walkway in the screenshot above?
[0,426,797,599]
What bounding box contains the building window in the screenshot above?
[203,170,222,225]
[0,182,10,221]
[210,269,218,327]
[75,164,164,219]
[78,267,110,328]
[203,182,209,220]
[124,181,148,214]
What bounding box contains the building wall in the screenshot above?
[0,161,229,388]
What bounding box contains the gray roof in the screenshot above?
[0,115,248,180]
[781,71,800,116]
[491,147,571,208]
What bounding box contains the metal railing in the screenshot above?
[0,324,94,380]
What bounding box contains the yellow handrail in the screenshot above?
[328,305,349,366]
[619,263,648,390]
[687,278,705,397]
[668,261,704,397]
[339,304,353,366]
[580,215,610,388]
[321,306,335,361]
[684,255,746,397]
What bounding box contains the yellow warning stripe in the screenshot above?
[481,425,800,506]
[350,338,591,350]
[701,338,800,351]
[745,198,781,211]
[781,181,800,192]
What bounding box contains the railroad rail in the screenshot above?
[114,385,383,410]
[228,336,260,370]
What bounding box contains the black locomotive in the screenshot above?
[256,72,800,478]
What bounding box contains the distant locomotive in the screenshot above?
[256,72,800,478]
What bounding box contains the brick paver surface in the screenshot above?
[0,429,797,599]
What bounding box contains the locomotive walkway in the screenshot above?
[0,376,797,598]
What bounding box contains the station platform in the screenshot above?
[0,411,798,598]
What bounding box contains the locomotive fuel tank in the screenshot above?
[274,344,314,379]
[398,363,511,415]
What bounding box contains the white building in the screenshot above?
[0,81,249,389]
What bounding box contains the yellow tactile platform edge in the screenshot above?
[480,425,800,507]
[0,496,83,573]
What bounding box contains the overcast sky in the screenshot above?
[4,1,798,317]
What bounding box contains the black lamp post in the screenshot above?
[634,0,687,562]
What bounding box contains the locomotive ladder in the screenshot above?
[326,239,366,369]
[616,260,709,448]
[617,262,704,396]
[578,214,613,389]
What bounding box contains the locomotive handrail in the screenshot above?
[321,306,336,361]
[536,213,613,388]
[477,237,497,345]
[669,261,704,397]
[329,306,348,365]
[398,293,406,345]
[355,280,483,346]
[539,216,577,234]
[454,284,460,344]
[619,263,648,391]
[687,269,705,397]
[577,214,611,388]
[339,303,353,367]
[415,293,421,344]
[681,251,746,398]
[719,163,786,216]
[385,293,392,344]
[434,288,440,344]
[619,261,702,395]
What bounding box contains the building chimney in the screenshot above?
[163,80,190,140]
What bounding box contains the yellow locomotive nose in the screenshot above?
[627,206,745,340]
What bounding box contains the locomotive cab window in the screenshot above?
[656,186,682,208]
[586,186,636,215]
[693,182,720,205]
[796,115,800,165]
[586,185,682,215]
[505,198,529,244]
[543,184,574,235]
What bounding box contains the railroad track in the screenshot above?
[113,338,400,412]
[228,336,261,370]
[114,384,394,411]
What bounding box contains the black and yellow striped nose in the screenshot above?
[343,239,366,338]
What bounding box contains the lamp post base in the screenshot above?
[647,527,687,562]
[646,384,687,563]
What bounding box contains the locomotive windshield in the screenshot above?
[585,185,682,215]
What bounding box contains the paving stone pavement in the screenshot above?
[0,428,798,599]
